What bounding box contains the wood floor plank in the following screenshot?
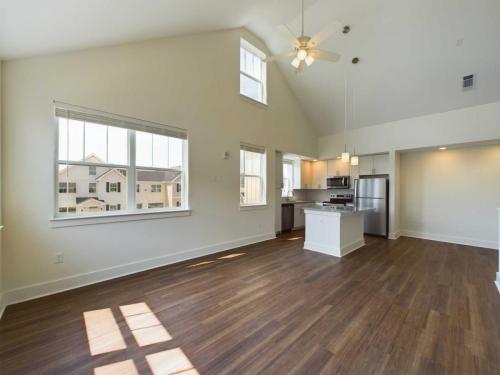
[0,232,499,374]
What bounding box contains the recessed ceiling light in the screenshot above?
[439,147,447,150]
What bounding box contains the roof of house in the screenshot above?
[95,168,127,181]
[76,197,105,205]
[137,170,181,183]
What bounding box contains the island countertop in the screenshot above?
[304,206,374,216]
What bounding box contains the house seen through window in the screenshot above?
[56,105,187,216]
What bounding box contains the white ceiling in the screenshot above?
[1,0,500,135]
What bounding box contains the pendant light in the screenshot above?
[341,75,350,162]
[350,85,359,166]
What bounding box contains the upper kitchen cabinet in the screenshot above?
[359,153,390,175]
[327,159,350,177]
[300,160,312,189]
[311,160,327,189]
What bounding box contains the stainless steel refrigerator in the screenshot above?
[354,176,389,238]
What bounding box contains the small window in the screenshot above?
[89,183,96,193]
[59,183,67,193]
[176,201,181,207]
[240,143,266,206]
[136,203,143,209]
[176,183,181,193]
[136,184,140,193]
[240,39,267,104]
[89,166,96,175]
[68,207,76,213]
[59,207,68,213]
[282,160,294,197]
[151,184,162,193]
[68,183,77,193]
[108,182,119,192]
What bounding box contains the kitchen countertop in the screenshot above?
[303,206,374,216]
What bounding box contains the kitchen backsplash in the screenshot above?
[293,189,354,202]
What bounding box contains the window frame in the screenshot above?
[240,39,267,105]
[239,144,267,207]
[53,103,190,223]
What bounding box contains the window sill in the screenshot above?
[239,94,268,109]
[240,204,268,211]
[50,209,192,228]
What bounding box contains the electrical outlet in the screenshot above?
[54,253,64,264]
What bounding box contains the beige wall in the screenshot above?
[0,60,3,314]
[400,144,500,249]
[1,28,318,302]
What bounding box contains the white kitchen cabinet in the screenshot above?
[300,160,312,189]
[359,154,389,175]
[327,159,350,177]
[311,161,327,189]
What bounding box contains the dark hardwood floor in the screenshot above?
[1,232,499,374]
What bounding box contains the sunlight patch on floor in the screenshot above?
[94,359,138,375]
[83,308,127,356]
[218,253,245,259]
[120,303,172,347]
[186,261,215,268]
[146,348,199,375]
[287,236,303,241]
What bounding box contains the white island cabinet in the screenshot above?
[303,206,373,257]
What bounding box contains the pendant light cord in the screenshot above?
[301,0,305,37]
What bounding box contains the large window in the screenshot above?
[56,104,188,217]
[282,160,294,197]
[240,144,266,206]
[240,39,267,104]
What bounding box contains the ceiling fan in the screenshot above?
[266,0,346,71]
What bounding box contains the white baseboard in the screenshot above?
[2,232,276,308]
[388,231,401,240]
[400,230,498,250]
[496,273,500,295]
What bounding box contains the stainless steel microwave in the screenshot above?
[327,176,350,189]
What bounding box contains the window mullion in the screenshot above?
[128,130,136,211]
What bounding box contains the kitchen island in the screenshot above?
[303,206,373,257]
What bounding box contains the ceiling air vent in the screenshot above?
[462,74,475,90]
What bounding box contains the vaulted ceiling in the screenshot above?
[1,0,499,135]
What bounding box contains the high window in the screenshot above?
[56,103,188,217]
[240,39,267,104]
[282,160,294,197]
[240,143,266,206]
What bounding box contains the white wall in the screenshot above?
[400,144,500,249]
[318,102,500,158]
[1,28,318,303]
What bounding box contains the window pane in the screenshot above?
[136,131,153,167]
[240,74,262,102]
[57,164,127,215]
[245,49,253,76]
[136,169,183,210]
[58,118,68,161]
[168,137,183,169]
[240,175,262,205]
[253,55,261,80]
[240,47,245,71]
[85,122,107,162]
[152,134,168,168]
[67,120,84,161]
[108,127,128,165]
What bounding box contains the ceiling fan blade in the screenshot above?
[309,49,341,62]
[277,24,300,47]
[265,51,295,63]
[308,20,343,48]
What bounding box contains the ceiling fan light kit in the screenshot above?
[269,0,344,71]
